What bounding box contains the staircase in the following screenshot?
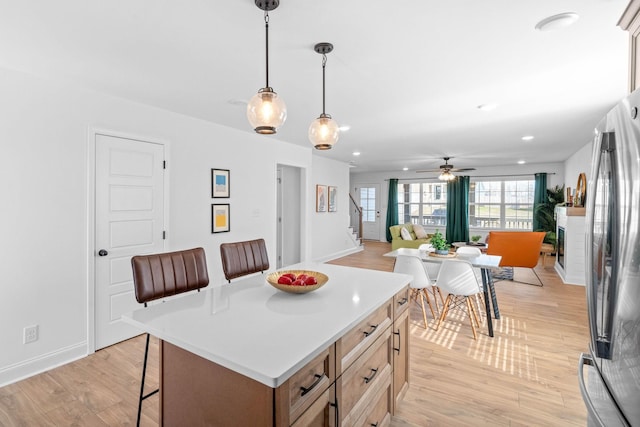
[347,226,363,247]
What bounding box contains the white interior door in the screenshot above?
[359,184,380,240]
[276,165,301,268]
[95,134,165,349]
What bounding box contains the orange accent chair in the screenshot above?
[486,231,546,286]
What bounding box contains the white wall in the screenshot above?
[564,141,593,199]
[350,163,565,242]
[0,67,355,386]
[311,155,354,261]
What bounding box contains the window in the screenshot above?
[360,187,377,222]
[395,178,535,230]
[397,182,448,226]
[469,179,534,229]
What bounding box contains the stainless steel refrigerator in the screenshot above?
[579,89,640,426]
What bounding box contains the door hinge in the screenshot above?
[163,160,167,169]
[162,230,166,240]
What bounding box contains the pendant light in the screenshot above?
[247,0,287,135]
[309,42,339,150]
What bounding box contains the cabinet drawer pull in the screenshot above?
[393,329,401,354]
[363,324,378,337]
[300,373,323,397]
[363,368,378,384]
[397,297,408,306]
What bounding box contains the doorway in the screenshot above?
[276,165,302,268]
[91,131,167,350]
[357,184,381,241]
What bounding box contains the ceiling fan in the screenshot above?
[416,157,476,181]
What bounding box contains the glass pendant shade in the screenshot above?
[438,171,456,181]
[308,114,339,150]
[247,88,287,134]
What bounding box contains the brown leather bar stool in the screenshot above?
[130,247,209,427]
[219,238,269,283]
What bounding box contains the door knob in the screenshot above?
[98,249,108,256]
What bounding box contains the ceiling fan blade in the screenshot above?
[416,169,444,173]
[449,167,476,172]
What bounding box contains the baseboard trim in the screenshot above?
[315,246,364,263]
[0,342,87,387]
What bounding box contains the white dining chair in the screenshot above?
[456,246,484,280]
[393,254,443,328]
[419,243,442,279]
[435,260,484,340]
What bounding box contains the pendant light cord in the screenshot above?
[322,53,327,114]
[264,11,270,88]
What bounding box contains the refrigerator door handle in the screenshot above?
[586,131,617,359]
[578,353,606,427]
[579,352,629,426]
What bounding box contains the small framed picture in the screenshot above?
[316,185,327,212]
[211,204,230,233]
[328,186,337,212]
[211,169,230,198]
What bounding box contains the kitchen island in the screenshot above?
[122,261,412,426]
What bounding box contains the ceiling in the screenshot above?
[0,1,630,174]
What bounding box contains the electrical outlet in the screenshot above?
[23,325,38,344]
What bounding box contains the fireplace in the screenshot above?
[557,226,565,269]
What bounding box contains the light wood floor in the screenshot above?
[0,241,589,426]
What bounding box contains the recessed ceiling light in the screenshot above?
[352,151,361,156]
[535,12,579,32]
[477,103,497,111]
[522,135,535,141]
[402,167,409,171]
[518,160,526,165]
[339,125,351,132]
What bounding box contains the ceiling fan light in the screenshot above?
[438,171,456,181]
[309,114,340,150]
[247,88,287,134]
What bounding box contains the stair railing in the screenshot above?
[349,193,363,240]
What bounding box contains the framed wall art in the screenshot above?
[211,204,230,233]
[211,168,230,198]
[328,186,337,212]
[316,185,327,212]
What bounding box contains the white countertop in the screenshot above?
[121,262,411,388]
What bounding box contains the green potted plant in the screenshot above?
[534,185,565,249]
[430,230,449,255]
[471,235,482,243]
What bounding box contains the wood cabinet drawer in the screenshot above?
[337,300,392,374]
[291,385,335,427]
[392,286,410,320]
[353,381,392,427]
[338,327,392,426]
[276,345,335,425]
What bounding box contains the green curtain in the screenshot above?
[445,176,470,244]
[533,173,547,231]
[385,179,399,242]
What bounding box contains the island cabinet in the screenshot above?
[122,262,412,427]
[392,287,410,412]
[159,288,408,426]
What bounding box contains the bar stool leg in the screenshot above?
[137,333,159,427]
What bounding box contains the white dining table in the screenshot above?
[384,247,502,337]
